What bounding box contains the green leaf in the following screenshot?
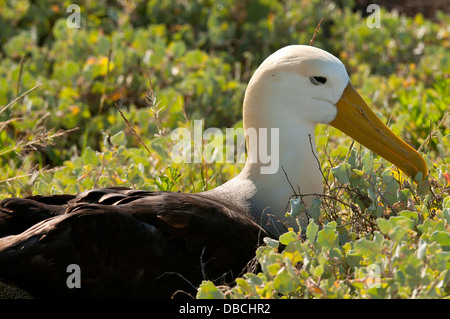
[418,218,446,236]
[82,146,99,166]
[348,148,358,168]
[381,169,395,184]
[366,286,386,299]
[353,238,380,260]
[235,278,256,295]
[361,152,373,174]
[266,263,281,277]
[273,267,294,294]
[288,197,304,218]
[428,251,450,271]
[243,273,264,286]
[396,270,406,286]
[390,216,415,231]
[168,40,187,59]
[331,163,351,184]
[263,237,280,249]
[185,50,207,68]
[414,171,424,183]
[398,210,418,224]
[430,231,450,251]
[377,218,393,235]
[390,226,409,242]
[111,130,125,145]
[196,281,225,299]
[306,219,319,243]
[346,253,363,268]
[317,221,338,249]
[313,264,324,277]
[279,231,298,245]
[308,197,322,221]
[397,189,412,202]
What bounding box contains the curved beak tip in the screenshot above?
[330,83,427,183]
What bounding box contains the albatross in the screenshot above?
[0,45,427,298]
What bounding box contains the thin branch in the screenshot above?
[0,118,22,131]
[113,102,153,157]
[282,165,298,196]
[418,111,449,152]
[309,18,324,46]
[0,127,79,156]
[0,166,61,184]
[155,272,198,291]
[0,83,44,115]
[145,70,166,136]
[309,134,330,191]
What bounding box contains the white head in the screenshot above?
[243,45,349,130]
[231,45,427,233]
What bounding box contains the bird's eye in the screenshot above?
[310,76,327,85]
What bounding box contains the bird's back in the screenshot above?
[0,188,268,298]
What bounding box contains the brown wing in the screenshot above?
[0,189,268,298]
[0,187,148,237]
[0,194,74,237]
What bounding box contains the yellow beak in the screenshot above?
[330,83,428,180]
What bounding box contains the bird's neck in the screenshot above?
[213,122,324,234]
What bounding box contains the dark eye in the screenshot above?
[310,76,327,85]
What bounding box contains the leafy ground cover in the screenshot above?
[0,0,449,298]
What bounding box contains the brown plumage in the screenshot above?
[0,187,269,298]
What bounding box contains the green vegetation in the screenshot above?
[0,0,449,298]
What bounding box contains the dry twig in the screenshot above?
[310,18,324,46]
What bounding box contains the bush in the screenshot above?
[0,0,449,298]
